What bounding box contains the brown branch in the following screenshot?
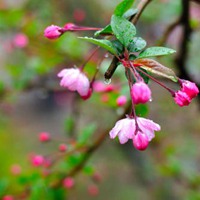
[157,17,181,46]
[131,0,153,25]
[190,0,200,3]
[50,104,131,188]
[175,0,192,81]
[104,0,153,80]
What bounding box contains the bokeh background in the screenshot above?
[0,0,200,199]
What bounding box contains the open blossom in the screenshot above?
[58,68,90,97]
[174,90,191,107]
[109,117,160,150]
[180,79,199,98]
[131,82,151,104]
[44,25,63,39]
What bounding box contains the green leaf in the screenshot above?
[128,37,147,52]
[123,8,138,19]
[111,15,136,47]
[138,47,176,58]
[111,40,124,54]
[77,124,96,145]
[114,0,135,17]
[79,37,118,55]
[94,25,112,37]
[134,58,178,82]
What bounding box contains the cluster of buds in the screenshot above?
[44,18,199,151]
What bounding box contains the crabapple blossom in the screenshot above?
[180,79,199,98]
[116,95,127,106]
[39,132,50,142]
[13,33,28,48]
[59,144,67,152]
[31,155,44,167]
[63,177,75,189]
[137,117,161,141]
[2,195,14,200]
[88,185,99,196]
[109,116,160,150]
[174,90,191,107]
[57,68,90,97]
[10,164,21,175]
[131,82,151,104]
[44,25,63,39]
[109,117,135,144]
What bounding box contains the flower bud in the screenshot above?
[39,132,50,142]
[116,95,127,106]
[131,82,151,104]
[174,90,191,107]
[2,195,14,200]
[59,144,67,152]
[13,33,28,48]
[44,25,62,39]
[88,185,99,196]
[63,177,75,189]
[31,155,44,167]
[133,131,149,151]
[180,79,199,98]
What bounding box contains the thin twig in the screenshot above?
[157,17,181,46]
[131,0,153,25]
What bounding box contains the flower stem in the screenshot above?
[136,67,175,95]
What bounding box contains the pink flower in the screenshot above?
[88,185,99,196]
[81,88,92,100]
[73,9,86,22]
[131,82,151,104]
[57,68,90,97]
[63,23,76,30]
[13,33,28,48]
[93,81,106,92]
[109,117,160,150]
[180,79,199,98]
[137,117,161,141]
[59,144,67,152]
[44,25,63,39]
[174,90,191,107]
[39,132,50,142]
[132,131,149,151]
[31,155,44,167]
[10,164,21,175]
[2,195,14,200]
[109,118,135,144]
[63,177,75,189]
[116,95,127,106]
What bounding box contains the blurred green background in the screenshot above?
[0,0,200,199]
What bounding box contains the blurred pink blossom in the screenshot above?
[116,95,127,106]
[63,177,75,189]
[13,33,28,48]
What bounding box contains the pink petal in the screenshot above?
[76,73,90,96]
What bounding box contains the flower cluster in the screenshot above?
[44,13,199,151]
[174,79,199,107]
